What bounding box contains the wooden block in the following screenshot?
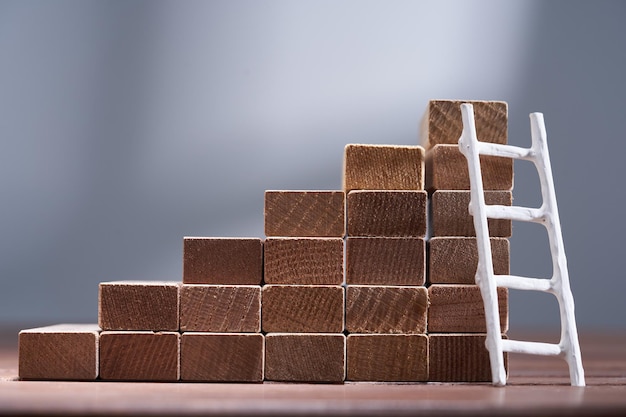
[18,324,99,380]
[98,281,179,331]
[183,237,262,285]
[264,333,345,382]
[429,334,508,382]
[425,144,513,191]
[346,334,428,382]
[343,144,425,192]
[180,333,264,382]
[345,286,428,334]
[262,285,344,333]
[264,191,345,237]
[346,190,427,237]
[428,237,510,285]
[346,237,425,285]
[179,285,261,332]
[431,190,512,237]
[420,100,508,149]
[264,238,343,285]
[99,331,179,381]
[428,285,508,333]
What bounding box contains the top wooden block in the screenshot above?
[343,144,425,192]
[265,191,345,237]
[183,237,263,285]
[420,100,508,149]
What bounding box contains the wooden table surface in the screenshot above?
[0,326,625,416]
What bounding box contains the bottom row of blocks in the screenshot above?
[19,325,504,383]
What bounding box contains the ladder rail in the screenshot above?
[458,103,585,387]
[528,112,586,387]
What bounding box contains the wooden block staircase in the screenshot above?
[19,99,563,384]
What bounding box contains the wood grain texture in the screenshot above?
[429,333,508,382]
[99,331,179,381]
[264,191,345,237]
[343,144,425,192]
[346,334,428,382]
[346,237,425,285]
[4,329,626,414]
[345,286,428,334]
[180,333,264,382]
[183,237,263,285]
[18,324,99,380]
[425,144,513,191]
[420,100,508,149]
[264,238,343,285]
[179,285,261,332]
[98,281,179,331]
[261,285,344,333]
[431,190,512,237]
[428,237,510,285]
[428,285,508,333]
[346,190,427,237]
[264,333,345,382]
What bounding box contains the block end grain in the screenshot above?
[427,285,508,333]
[99,331,180,381]
[346,286,428,334]
[347,190,427,237]
[183,237,263,285]
[98,281,179,331]
[265,333,345,383]
[180,285,261,332]
[18,324,100,381]
[420,100,508,149]
[264,238,344,285]
[347,334,428,382]
[343,144,425,192]
[264,191,345,237]
[181,333,264,382]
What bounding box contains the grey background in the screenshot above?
[1,0,624,332]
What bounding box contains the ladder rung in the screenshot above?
[476,142,534,160]
[502,339,562,356]
[494,275,553,292]
[484,205,544,223]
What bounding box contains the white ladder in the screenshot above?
[457,103,585,387]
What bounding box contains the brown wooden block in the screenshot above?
[345,286,428,334]
[18,324,99,380]
[343,144,425,192]
[98,281,179,331]
[179,285,261,332]
[262,285,344,333]
[265,333,345,382]
[428,237,510,285]
[431,190,512,237]
[346,237,425,285]
[429,334,508,382]
[346,190,427,237]
[346,334,428,382]
[180,333,264,382]
[264,238,343,285]
[264,191,345,237]
[425,144,513,191]
[99,331,179,381]
[420,100,508,149]
[183,237,262,285]
[428,285,508,333]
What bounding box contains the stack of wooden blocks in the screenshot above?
[424,100,511,382]
[18,99,513,383]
